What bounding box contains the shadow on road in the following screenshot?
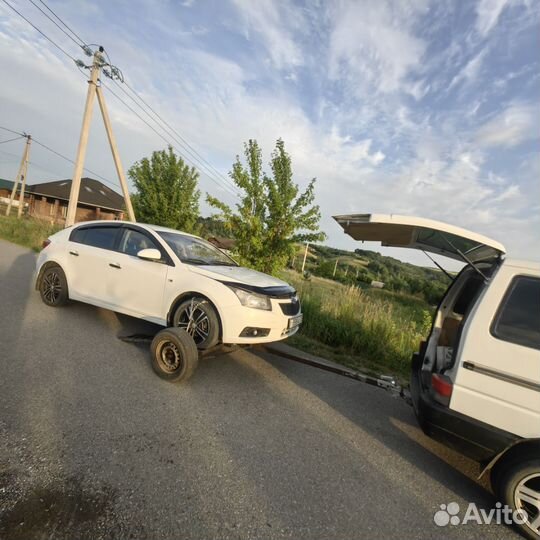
[253,347,497,513]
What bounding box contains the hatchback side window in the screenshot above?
[491,276,540,350]
[119,229,159,257]
[79,227,120,251]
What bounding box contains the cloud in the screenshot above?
[231,0,304,69]
[327,0,427,94]
[448,48,488,90]
[476,103,538,147]
[475,0,512,36]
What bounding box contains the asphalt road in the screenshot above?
[0,239,518,539]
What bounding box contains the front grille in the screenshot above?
[279,297,300,316]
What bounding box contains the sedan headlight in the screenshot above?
[228,286,272,311]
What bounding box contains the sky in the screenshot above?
[0,0,539,268]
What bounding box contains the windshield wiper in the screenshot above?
[182,258,208,265]
[208,261,238,267]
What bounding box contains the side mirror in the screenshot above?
[137,248,162,261]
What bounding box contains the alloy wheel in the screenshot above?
[176,301,210,345]
[514,473,540,535]
[42,271,62,304]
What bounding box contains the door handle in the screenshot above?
[109,262,121,269]
[69,250,79,256]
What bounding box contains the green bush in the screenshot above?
[0,214,60,251]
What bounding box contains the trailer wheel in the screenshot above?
[497,458,540,540]
[150,328,198,383]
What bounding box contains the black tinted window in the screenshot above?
[119,229,158,256]
[492,276,540,350]
[70,227,87,243]
[79,227,119,251]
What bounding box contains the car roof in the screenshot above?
[72,220,198,238]
[503,258,540,272]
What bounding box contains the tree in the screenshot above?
[128,146,200,233]
[207,139,325,275]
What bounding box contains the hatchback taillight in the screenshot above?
[42,239,51,249]
[431,373,453,405]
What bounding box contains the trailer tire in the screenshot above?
[150,328,198,383]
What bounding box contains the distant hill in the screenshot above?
[294,243,450,305]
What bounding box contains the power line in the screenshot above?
[31,138,119,189]
[103,81,240,198]
[110,79,240,196]
[27,0,83,49]
[0,126,119,189]
[36,0,87,46]
[0,136,24,145]
[0,126,25,137]
[0,0,77,61]
[121,79,239,194]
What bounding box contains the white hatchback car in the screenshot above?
[36,221,302,374]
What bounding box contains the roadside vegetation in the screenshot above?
[0,213,59,251]
[283,270,432,380]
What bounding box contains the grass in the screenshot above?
[0,213,60,252]
[282,270,432,380]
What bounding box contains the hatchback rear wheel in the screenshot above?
[39,265,69,307]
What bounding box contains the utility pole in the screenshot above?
[301,242,310,274]
[96,85,135,223]
[66,47,135,227]
[333,258,339,277]
[5,135,31,218]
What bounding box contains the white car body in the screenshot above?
[35,221,302,345]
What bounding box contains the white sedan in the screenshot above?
[35,221,302,379]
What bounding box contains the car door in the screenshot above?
[104,226,169,322]
[450,268,540,438]
[66,224,122,303]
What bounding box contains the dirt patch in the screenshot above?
[0,476,119,540]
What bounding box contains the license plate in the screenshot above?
[288,314,303,329]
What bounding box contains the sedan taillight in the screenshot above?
[42,239,51,249]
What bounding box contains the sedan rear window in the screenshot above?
[158,232,237,266]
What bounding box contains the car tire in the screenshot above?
[150,328,199,383]
[39,265,69,307]
[172,297,220,350]
[497,458,540,540]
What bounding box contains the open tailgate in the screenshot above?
[333,214,505,263]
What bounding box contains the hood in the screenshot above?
[188,264,290,288]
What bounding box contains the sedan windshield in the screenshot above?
[158,231,238,266]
